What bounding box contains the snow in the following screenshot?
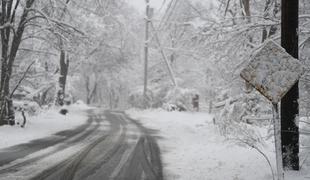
[0,102,91,149]
[126,109,310,180]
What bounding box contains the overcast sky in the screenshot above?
[126,0,165,13]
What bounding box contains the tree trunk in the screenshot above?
[242,0,251,23]
[56,50,69,106]
[0,40,9,125]
[281,0,299,170]
[0,0,35,125]
[55,0,71,106]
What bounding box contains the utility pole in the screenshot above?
[281,0,299,170]
[143,0,151,107]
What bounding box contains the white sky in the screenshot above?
[126,0,218,14]
[126,0,165,12]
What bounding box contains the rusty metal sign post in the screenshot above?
[240,40,304,180]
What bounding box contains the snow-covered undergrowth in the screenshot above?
[126,109,310,180]
[128,86,198,111]
[0,102,91,149]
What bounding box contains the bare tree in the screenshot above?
[0,0,84,125]
[0,0,36,125]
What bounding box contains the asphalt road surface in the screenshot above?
[0,109,163,180]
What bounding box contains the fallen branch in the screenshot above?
[150,21,178,87]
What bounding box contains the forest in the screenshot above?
[0,0,309,120]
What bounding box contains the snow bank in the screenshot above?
[0,105,90,149]
[126,109,310,180]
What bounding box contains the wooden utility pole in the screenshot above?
[143,0,152,107]
[281,0,299,170]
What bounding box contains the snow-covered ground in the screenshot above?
[0,103,91,149]
[126,109,310,180]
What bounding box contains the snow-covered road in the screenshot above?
[1,108,309,180]
[0,109,163,180]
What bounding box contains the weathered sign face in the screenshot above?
[240,40,304,104]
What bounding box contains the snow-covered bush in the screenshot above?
[162,103,186,111]
[149,85,170,108]
[213,90,272,137]
[14,100,41,126]
[74,100,87,106]
[128,86,200,111]
[162,87,199,111]
[128,87,154,108]
[71,100,90,109]
[14,100,41,116]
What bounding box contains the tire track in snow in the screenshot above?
[0,110,163,180]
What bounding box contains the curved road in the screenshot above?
[0,109,163,180]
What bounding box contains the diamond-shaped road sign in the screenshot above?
[240,40,305,104]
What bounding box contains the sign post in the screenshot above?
[272,103,283,180]
[240,40,304,180]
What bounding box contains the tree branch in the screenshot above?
[10,61,35,98]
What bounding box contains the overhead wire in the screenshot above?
[158,0,180,31]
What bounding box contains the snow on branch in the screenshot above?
[300,14,310,19]
[26,8,85,36]
[10,61,36,98]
